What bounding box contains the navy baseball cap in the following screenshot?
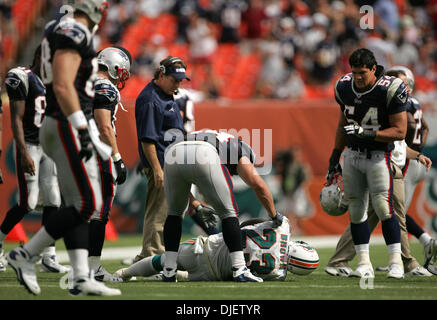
[167,65,191,81]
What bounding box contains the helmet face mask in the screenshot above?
[320,177,348,216]
[97,47,131,90]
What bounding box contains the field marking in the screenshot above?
[52,235,394,263]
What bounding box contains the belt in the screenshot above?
[349,146,378,159]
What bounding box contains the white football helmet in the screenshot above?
[97,47,131,90]
[386,65,415,93]
[73,0,109,25]
[320,178,348,216]
[287,241,319,275]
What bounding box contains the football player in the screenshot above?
[160,130,284,282]
[384,67,437,273]
[7,0,120,296]
[88,46,131,282]
[0,46,69,274]
[326,48,408,279]
[114,216,318,281]
[0,82,3,185]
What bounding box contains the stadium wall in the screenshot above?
[1,99,435,237]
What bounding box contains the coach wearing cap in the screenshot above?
[134,56,190,262]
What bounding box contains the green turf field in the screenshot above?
[1,235,436,300]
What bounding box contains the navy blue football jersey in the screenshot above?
[5,67,46,144]
[184,130,256,175]
[41,17,98,121]
[406,96,424,152]
[93,77,120,133]
[335,71,408,152]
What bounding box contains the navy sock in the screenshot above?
[63,220,90,250]
[88,219,106,257]
[0,205,28,234]
[42,206,58,247]
[350,220,371,245]
[221,217,243,253]
[163,215,182,252]
[405,214,424,239]
[381,214,401,245]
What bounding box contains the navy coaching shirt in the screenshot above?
[135,80,185,169]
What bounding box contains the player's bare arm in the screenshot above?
[10,99,35,175]
[94,108,119,155]
[334,111,348,151]
[406,146,432,171]
[237,156,277,219]
[405,111,417,146]
[141,141,164,188]
[421,116,429,146]
[374,111,407,142]
[52,49,84,127]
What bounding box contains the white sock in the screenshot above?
[42,246,56,257]
[230,251,246,270]
[354,244,371,265]
[67,249,89,281]
[387,243,402,265]
[163,251,178,271]
[88,256,101,272]
[23,227,56,257]
[419,233,432,248]
[0,230,7,243]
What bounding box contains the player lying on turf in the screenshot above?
[114,216,319,281]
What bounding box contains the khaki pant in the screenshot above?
[328,163,420,272]
[135,168,168,261]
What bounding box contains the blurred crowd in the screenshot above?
[1,0,436,102]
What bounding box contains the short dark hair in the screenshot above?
[349,48,377,69]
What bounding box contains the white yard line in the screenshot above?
[53,235,391,263]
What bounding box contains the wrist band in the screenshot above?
[111,153,122,162]
[416,153,422,161]
[67,110,87,129]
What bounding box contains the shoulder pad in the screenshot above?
[334,73,352,105]
[387,78,408,107]
[5,67,29,95]
[95,79,119,103]
[410,97,420,107]
[54,18,92,47]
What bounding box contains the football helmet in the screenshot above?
[97,47,131,90]
[287,241,319,275]
[320,178,348,216]
[73,0,109,25]
[386,65,415,93]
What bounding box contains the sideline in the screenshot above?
[53,235,388,263]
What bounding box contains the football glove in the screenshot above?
[114,159,127,184]
[326,149,342,184]
[196,204,217,229]
[271,212,284,228]
[78,128,93,161]
[344,124,376,139]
